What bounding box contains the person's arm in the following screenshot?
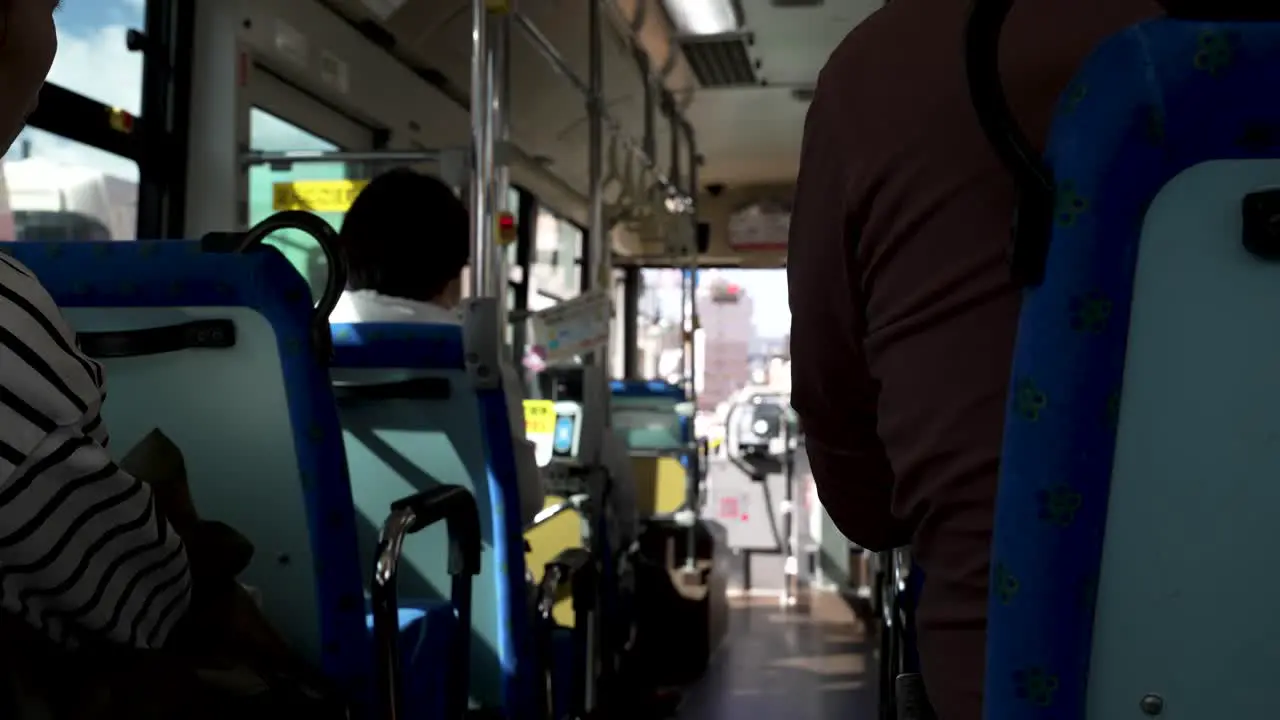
[787,73,912,552]
[0,265,190,649]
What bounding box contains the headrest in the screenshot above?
[330,322,465,370]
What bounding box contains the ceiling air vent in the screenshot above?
[679,34,758,88]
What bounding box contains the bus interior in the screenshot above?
[9,0,1279,719]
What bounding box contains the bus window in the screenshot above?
[529,209,583,311]
[0,130,139,242]
[0,0,146,242]
[46,0,143,114]
[248,108,359,302]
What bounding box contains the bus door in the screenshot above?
[243,72,376,300]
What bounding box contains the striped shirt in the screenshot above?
[0,252,190,649]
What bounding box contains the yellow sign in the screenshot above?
[523,400,555,436]
[272,180,369,213]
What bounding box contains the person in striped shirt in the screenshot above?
[0,0,191,650]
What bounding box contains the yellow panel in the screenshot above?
[272,179,368,212]
[523,400,555,435]
[631,455,688,516]
[524,496,583,628]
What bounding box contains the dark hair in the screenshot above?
[337,168,470,302]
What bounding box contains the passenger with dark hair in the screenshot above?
[331,168,471,323]
[330,168,546,526]
[0,0,191,650]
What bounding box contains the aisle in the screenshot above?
[675,591,877,720]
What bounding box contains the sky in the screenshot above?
[7,0,318,177]
[6,0,146,177]
[715,269,789,337]
[19,1,794,336]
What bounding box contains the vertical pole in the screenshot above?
[679,267,690,391]
[513,189,534,366]
[639,52,656,162]
[584,3,604,713]
[585,0,608,363]
[489,6,511,331]
[622,266,640,378]
[666,94,680,194]
[469,0,492,304]
[682,124,701,573]
[488,13,509,292]
[684,132,700,425]
[782,417,796,607]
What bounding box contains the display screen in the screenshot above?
[552,414,576,457]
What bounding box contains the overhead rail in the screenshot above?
[240,149,457,167]
[509,8,696,207]
[467,0,702,360]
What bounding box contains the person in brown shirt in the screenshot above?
[786,0,1160,717]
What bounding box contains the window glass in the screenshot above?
[49,0,145,114]
[2,0,145,244]
[248,108,355,301]
[505,283,517,347]
[530,208,581,306]
[0,130,138,241]
[611,268,626,379]
[506,187,521,283]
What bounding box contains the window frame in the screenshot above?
[17,0,200,239]
[527,201,586,301]
[246,74,376,154]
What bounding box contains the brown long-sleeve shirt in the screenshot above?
[787,0,1160,717]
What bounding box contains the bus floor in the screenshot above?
[674,590,876,720]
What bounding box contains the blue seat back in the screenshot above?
[989,20,1280,719]
[331,320,533,714]
[5,241,370,698]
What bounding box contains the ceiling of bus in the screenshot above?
[685,0,880,185]
[322,0,880,189]
[311,0,882,263]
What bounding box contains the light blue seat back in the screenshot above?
[988,20,1280,720]
[331,321,533,715]
[4,241,370,699]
